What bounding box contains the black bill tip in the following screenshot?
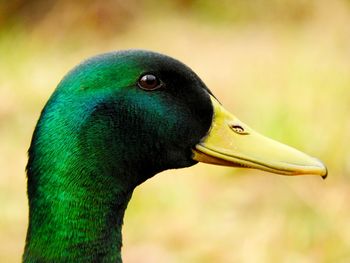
[321,167,328,180]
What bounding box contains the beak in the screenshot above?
[193,96,327,178]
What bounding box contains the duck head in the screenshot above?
[34,50,326,191]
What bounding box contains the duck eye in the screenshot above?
[138,74,162,90]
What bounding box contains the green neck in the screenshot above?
[23,99,146,262]
[24,155,134,262]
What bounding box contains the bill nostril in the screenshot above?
[229,124,249,135]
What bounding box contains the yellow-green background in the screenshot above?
[1,1,349,262]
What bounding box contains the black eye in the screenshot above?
[138,74,162,90]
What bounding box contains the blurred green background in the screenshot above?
[1,0,350,262]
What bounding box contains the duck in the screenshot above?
[23,50,327,262]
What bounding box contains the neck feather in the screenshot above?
[24,138,135,262]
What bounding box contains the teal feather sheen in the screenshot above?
[24,50,213,262]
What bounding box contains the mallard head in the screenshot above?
[31,50,326,186]
[24,50,326,262]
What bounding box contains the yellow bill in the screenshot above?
[193,96,327,178]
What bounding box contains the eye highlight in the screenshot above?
[138,74,162,90]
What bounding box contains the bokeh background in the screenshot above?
[1,0,350,262]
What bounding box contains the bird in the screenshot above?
[23,50,327,262]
